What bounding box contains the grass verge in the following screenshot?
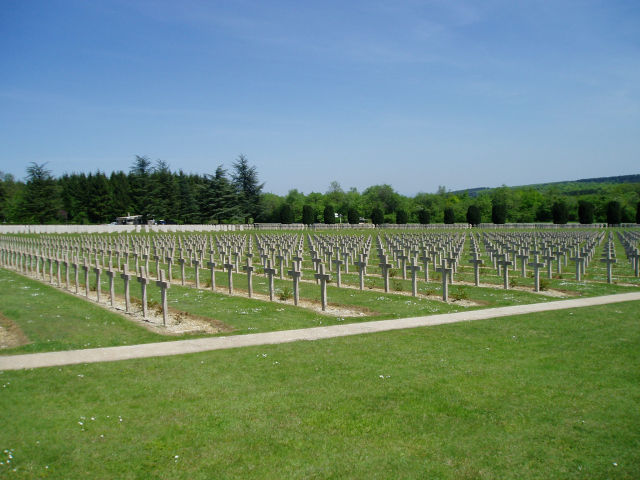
[1,301,639,479]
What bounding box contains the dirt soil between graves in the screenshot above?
[0,313,30,349]
[182,279,376,318]
[108,294,234,336]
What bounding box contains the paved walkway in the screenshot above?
[2,292,639,371]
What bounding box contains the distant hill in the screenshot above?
[450,174,640,197]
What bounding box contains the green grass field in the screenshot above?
[1,299,639,479]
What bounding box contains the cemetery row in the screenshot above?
[2,222,628,235]
[0,230,638,328]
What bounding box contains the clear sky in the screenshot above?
[1,0,639,195]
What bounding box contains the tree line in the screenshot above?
[1,157,639,225]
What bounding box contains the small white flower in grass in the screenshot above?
[613,462,618,466]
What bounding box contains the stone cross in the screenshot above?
[419,252,431,282]
[82,259,90,298]
[497,255,513,290]
[64,256,70,290]
[207,255,216,291]
[332,255,344,288]
[629,249,640,277]
[155,269,171,326]
[48,256,54,284]
[154,254,160,280]
[264,259,277,301]
[276,252,285,280]
[570,253,584,281]
[407,257,421,297]
[165,254,173,283]
[435,260,452,302]
[136,266,149,320]
[223,257,234,295]
[71,257,80,294]
[354,254,367,291]
[178,257,187,286]
[542,251,555,279]
[397,252,408,280]
[120,263,133,313]
[106,262,116,307]
[554,250,563,275]
[469,255,483,287]
[192,257,201,289]
[54,257,61,286]
[378,255,393,293]
[599,253,616,284]
[287,265,302,306]
[528,257,545,293]
[516,252,529,277]
[242,257,254,298]
[93,260,104,302]
[314,263,331,311]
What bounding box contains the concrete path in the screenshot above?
[1,292,639,371]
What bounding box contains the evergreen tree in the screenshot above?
[201,166,241,223]
[177,172,200,224]
[491,202,507,224]
[443,207,455,224]
[232,155,264,222]
[323,204,335,224]
[551,200,569,224]
[578,200,594,224]
[129,155,152,222]
[110,171,132,217]
[466,205,481,225]
[371,207,384,225]
[0,172,22,223]
[279,204,294,224]
[60,173,90,224]
[18,163,60,223]
[418,209,430,225]
[606,201,622,225]
[396,208,408,224]
[149,160,178,223]
[302,205,315,225]
[87,172,113,223]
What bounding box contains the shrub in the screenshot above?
[323,205,336,224]
[492,203,507,224]
[396,209,408,224]
[466,205,481,226]
[278,287,293,301]
[302,205,315,225]
[443,207,455,224]
[539,278,550,291]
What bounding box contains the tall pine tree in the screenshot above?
[18,163,60,223]
[232,155,264,222]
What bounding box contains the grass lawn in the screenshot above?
[1,300,639,479]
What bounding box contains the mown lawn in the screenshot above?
[1,300,639,479]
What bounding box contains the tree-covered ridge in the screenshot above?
[0,159,639,225]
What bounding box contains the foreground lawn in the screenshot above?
[1,301,639,479]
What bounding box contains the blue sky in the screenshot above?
[1,0,639,195]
